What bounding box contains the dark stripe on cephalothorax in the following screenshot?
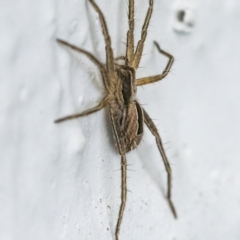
[116,65,136,104]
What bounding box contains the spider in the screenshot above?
[55,0,177,239]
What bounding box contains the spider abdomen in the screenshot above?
[110,101,144,153]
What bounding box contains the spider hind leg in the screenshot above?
[143,107,177,218]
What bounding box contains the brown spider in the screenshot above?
[55,0,176,239]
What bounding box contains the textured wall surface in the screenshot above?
[1,0,240,239]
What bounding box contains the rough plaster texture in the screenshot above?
[1,0,240,239]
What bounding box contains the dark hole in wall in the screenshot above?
[177,10,185,22]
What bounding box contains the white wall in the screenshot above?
[1,0,240,239]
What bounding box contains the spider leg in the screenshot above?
[54,96,109,123]
[125,0,135,64]
[131,0,153,69]
[109,111,127,240]
[115,154,127,240]
[57,39,110,91]
[88,0,116,80]
[142,107,177,218]
[136,41,174,86]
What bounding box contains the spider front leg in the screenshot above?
[131,0,153,69]
[143,108,177,218]
[125,0,135,64]
[57,39,111,91]
[88,0,116,80]
[54,96,109,123]
[137,41,174,86]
